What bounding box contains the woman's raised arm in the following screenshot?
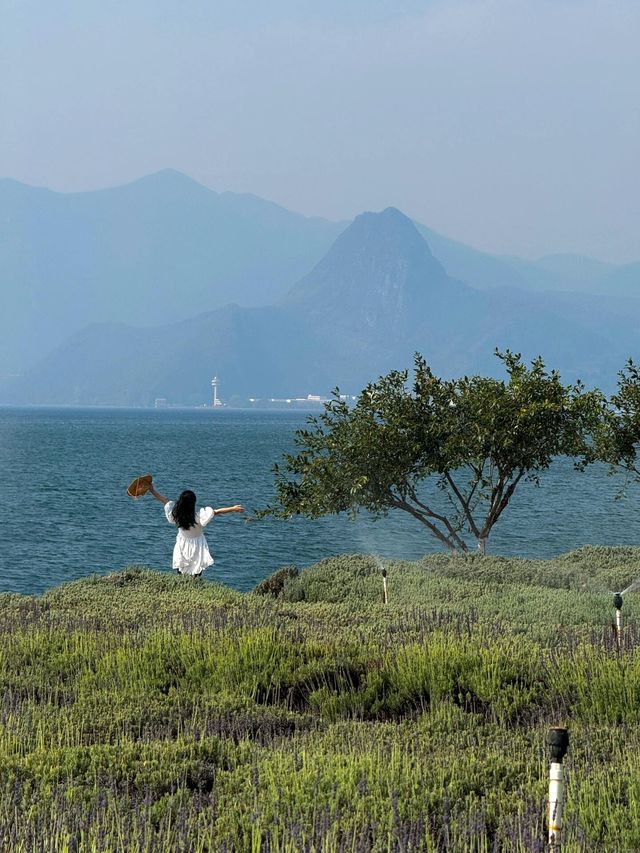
[213,504,245,515]
[149,485,169,504]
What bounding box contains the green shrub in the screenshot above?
[253,565,299,597]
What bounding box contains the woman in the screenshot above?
[148,481,244,576]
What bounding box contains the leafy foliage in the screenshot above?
[596,359,640,480]
[263,351,604,552]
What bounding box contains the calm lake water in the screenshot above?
[0,406,638,596]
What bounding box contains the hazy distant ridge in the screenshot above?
[0,170,344,373]
[3,169,638,382]
[5,204,639,405]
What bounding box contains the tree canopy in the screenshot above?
[595,359,640,481]
[263,351,604,553]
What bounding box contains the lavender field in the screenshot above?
[1,546,640,851]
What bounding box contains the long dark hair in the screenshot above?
[172,490,197,529]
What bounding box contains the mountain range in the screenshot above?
[1,171,638,404]
[0,170,344,374]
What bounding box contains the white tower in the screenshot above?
[211,375,220,407]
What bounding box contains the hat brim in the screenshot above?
[126,474,153,498]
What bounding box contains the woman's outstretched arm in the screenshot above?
[213,504,245,515]
[149,484,169,504]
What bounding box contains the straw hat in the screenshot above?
[126,474,153,498]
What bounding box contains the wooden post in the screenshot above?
[382,568,388,604]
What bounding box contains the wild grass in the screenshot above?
[0,546,639,850]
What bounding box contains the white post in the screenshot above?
[548,762,565,850]
[477,536,487,555]
[547,727,569,851]
[614,593,623,651]
[382,568,388,604]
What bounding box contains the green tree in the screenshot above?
[263,351,604,553]
[596,359,640,480]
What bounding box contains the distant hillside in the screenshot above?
[416,225,634,296]
[600,261,640,298]
[7,207,473,404]
[3,170,637,382]
[498,252,621,294]
[0,170,344,373]
[415,224,535,291]
[6,207,639,405]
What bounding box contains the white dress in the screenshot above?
[164,501,216,576]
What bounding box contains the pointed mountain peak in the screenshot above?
[284,207,440,303]
[357,205,414,223]
[282,206,468,337]
[338,206,435,257]
[284,206,444,305]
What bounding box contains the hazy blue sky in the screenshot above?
[1,0,638,261]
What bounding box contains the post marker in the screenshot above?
[613,593,623,651]
[547,726,569,850]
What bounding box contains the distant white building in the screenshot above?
[211,375,223,407]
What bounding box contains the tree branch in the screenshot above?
[444,471,482,539]
[404,484,469,550]
[388,492,468,552]
[480,470,525,539]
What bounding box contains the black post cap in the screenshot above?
[613,593,623,610]
[548,727,569,763]
[381,568,387,578]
